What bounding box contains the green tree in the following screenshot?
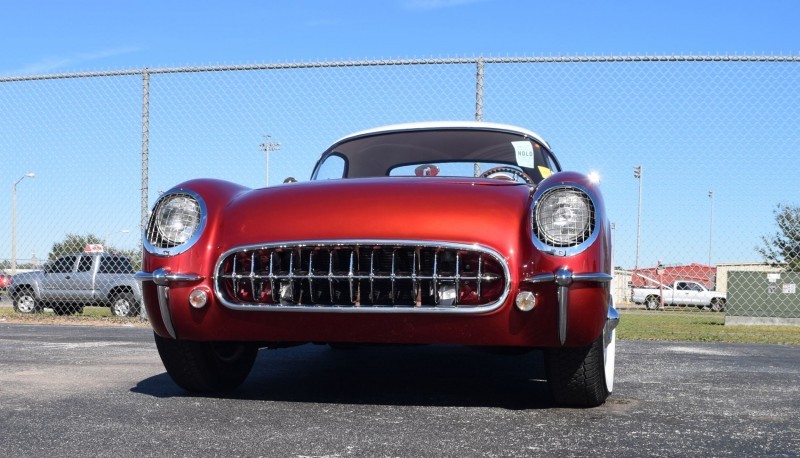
[48,233,104,260]
[47,233,142,270]
[757,204,800,272]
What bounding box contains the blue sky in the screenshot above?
[0,0,798,270]
[1,0,798,76]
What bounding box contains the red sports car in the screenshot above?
[136,121,618,407]
[0,272,11,291]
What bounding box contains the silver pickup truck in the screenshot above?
[9,252,143,317]
[631,280,727,312]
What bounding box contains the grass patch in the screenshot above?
[618,310,800,345]
[0,305,147,327]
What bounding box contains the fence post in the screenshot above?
[475,57,484,122]
[140,68,150,242]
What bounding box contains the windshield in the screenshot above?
[311,129,559,183]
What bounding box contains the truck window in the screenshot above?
[99,256,135,274]
[77,256,95,272]
[50,256,77,274]
[688,282,704,292]
[676,282,688,291]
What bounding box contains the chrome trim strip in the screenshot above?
[157,285,177,339]
[213,240,511,314]
[522,269,612,345]
[135,268,204,286]
[605,297,619,348]
[530,181,602,258]
[142,188,208,257]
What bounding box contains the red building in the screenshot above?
[631,263,717,289]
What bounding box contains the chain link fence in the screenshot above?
[1,55,798,330]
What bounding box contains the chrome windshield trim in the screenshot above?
[213,239,511,314]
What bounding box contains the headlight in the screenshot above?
[533,186,595,247]
[145,191,205,254]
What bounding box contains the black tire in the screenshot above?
[111,291,137,317]
[710,298,726,312]
[12,288,39,313]
[545,335,610,407]
[153,332,258,393]
[645,295,660,310]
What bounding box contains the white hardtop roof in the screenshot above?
[336,121,551,149]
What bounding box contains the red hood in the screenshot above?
[219,177,533,252]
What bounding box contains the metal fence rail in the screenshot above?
[1,55,798,328]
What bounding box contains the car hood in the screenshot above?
[218,177,533,250]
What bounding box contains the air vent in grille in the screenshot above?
[215,242,508,312]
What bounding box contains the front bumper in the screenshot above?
[525,268,613,345]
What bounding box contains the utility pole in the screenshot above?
[12,173,35,275]
[259,134,281,187]
[708,190,714,266]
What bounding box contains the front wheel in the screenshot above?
[545,324,616,407]
[153,333,258,393]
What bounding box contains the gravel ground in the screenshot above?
[0,323,798,457]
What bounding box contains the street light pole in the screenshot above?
[259,134,281,187]
[633,165,643,273]
[708,191,714,266]
[11,172,35,275]
[104,229,131,250]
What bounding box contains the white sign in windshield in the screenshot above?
[511,141,534,168]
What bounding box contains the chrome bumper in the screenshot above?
[524,268,613,345]
[134,268,204,339]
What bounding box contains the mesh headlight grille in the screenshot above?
[146,193,202,249]
[533,186,595,247]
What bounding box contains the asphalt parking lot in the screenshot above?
[0,324,798,457]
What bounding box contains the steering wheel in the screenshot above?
[479,166,535,184]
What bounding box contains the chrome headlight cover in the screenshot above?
[144,189,207,257]
[531,183,600,257]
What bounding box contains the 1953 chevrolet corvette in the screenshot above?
[136,121,618,407]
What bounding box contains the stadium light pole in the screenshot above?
[708,191,714,266]
[12,172,35,275]
[259,134,281,187]
[633,165,643,274]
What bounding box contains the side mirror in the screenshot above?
[283,177,297,183]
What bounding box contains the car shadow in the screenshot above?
[131,344,554,409]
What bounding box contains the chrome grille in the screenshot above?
[214,241,509,313]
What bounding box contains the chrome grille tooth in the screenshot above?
[369,249,375,304]
[390,249,396,305]
[454,252,460,306]
[232,254,239,299]
[250,252,257,302]
[348,250,355,304]
[307,250,315,304]
[269,251,277,304]
[328,249,335,304]
[288,250,295,304]
[432,251,439,305]
[477,254,482,300]
[412,249,420,306]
